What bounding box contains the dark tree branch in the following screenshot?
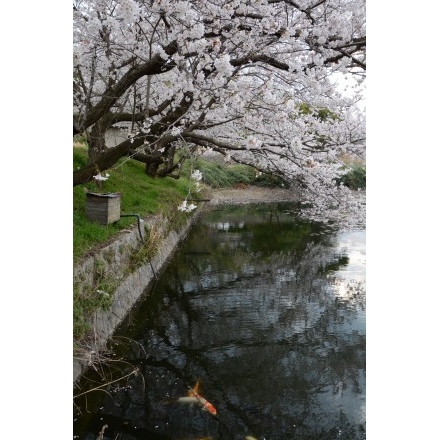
[73,40,178,134]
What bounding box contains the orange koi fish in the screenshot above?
[187,386,217,416]
[192,378,201,394]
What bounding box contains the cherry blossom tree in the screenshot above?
[73,0,366,226]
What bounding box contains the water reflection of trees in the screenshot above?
[74,206,365,440]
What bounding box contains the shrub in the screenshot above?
[337,165,366,190]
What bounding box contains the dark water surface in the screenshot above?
[74,203,366,440]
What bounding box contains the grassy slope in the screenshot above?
[74,147,194,262]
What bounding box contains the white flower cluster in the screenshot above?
[170,126,182,136]
[177,200,197,213]
[192,169,203,192]
[174,1,197,20]
[96,289,109,297]
[214,54,233,77]
[93,173,110,182]
[178,168,204,213]
[245,136,263,150]
[191,169,203,181]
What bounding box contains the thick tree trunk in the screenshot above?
[86,118,112,165]
[73,137,144,186]
[74,92,192,185]
[145,162,160,177]
[73,138,176,185]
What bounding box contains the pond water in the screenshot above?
[73,203,366,440]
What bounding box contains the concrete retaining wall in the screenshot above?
[73,208,203,383]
